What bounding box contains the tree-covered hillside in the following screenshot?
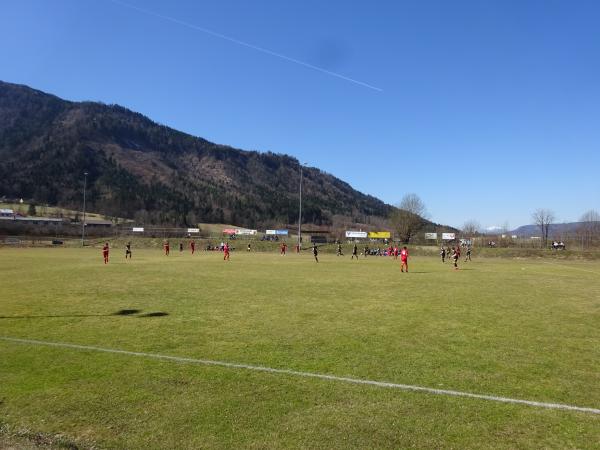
[0,81,392,228]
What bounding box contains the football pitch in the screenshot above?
[1,248,599,449]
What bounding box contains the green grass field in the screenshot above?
[1,248,599,449]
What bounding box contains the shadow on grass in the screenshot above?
[112,309,141,316]
[0,309,169,319]
[0,313,114,319]
[138,312,169,317]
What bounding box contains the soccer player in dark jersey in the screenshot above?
[364,245,369,258]
[247,243,251,252]
[337,244,343,256]
[179,242,184,252]
[440,247,446,263]
[313,244,319,263]
[164,241,170,256]
[351,244,358,260]
[465,246,472,261]
[102,242,109,264]
[125,242,132,260]
[400,246,409,272]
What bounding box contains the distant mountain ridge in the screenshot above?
[511,222,592,237]
[0,80,398,228]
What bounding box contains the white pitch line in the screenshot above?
[2,336,599,415]
[108,0,383,92]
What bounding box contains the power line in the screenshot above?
[108,0,383,92]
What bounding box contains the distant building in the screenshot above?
[84,220,113,228]
[0,215,65,225]
[0,214,114,228]
[16,216,64,225]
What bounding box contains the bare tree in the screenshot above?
[580,209,600,224]
[390,193,427,243]
[462,220,480,236]
[532,208,555,247]
[578,210,600,248]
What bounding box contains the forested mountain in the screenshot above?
[0,81,397,228]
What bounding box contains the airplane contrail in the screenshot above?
[108,0,383,92]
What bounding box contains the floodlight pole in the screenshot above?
[81,171,88,247]
[297,163,304,250]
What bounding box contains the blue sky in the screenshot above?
[1,0,599,228]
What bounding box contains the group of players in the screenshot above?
[330,243,410,271]
[101,239,471,271]
[440,245,472,269]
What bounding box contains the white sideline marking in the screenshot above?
[2,336,599,415]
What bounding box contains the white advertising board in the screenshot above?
[442,233,456,240]
[187,228,200,233]
[236,229,257,235]
[132,227,144,232]
[425,232,438,240]
[266,229,289,235]
[345,231,368,238]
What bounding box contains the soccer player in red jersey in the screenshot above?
[164,241,170,256]
[102,242,109,264]
[393,246,399,260]
[280,242,287,255]
[400,246,409,272]
[223,242,230,261]
[190,240,195,255]
[452,246,461,269]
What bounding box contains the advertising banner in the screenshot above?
[267,229,288,235]
[187,228,200,233]
[223,228,236,235]
[442,233,456,240]
[345,231,368,238]
[368,231,391,239]
[236,229,257,235]
[132,227,144,232]
[425,232,438,240]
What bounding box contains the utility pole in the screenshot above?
[297,163,304,250]
[81,171,88,246]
